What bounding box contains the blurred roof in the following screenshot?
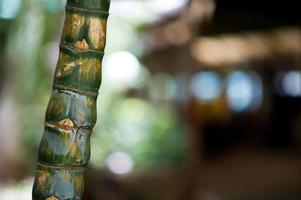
[208,0,300,34]
[143,0,301,71]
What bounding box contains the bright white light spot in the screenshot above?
[282,71,301,97]
[0,0,21,19]
[146,0,189,15]
[109,0,156,23]
[226,71,253,112]
[190,72,222,102]
[106,152,134,175]
[103,51,141,88]
[0,177,33,200]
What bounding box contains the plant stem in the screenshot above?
[32,1,110,199]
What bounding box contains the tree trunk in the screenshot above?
[32,0,110,199]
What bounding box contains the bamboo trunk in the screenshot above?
[32,1,110,199]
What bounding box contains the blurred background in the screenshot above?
[0,0,300,199]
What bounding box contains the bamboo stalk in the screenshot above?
[32,1,110,199]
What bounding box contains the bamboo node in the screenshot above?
[74,39,89,51]
[58,118,75,130]
[46,196,59,200]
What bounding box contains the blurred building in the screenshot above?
[0,0,300,199]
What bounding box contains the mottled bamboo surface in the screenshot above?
[32,1,110,199]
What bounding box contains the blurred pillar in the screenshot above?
[182,98,204,200]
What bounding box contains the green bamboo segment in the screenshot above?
[67,0,110,12]
[46,89,97,129]
[33,164,84,200]
[33,0,110,199]
[38,126,91,166]
[54,47,103,92]
[61,9,108,51]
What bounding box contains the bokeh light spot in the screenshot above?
[0,0,21,19]
[282,71,301,97]
[190,71,222,102]
[106,152,134,175]
[146,0,189,15]
[103,51,141,88]
[226,71,263,112]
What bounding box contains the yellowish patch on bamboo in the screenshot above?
[64,62,76,71]
[37,170,50,190]
[70,141,80,162]
[48,98,64,116]
[87,97,95,107]
[63,13,85,40]
[55,53,67,78]
[88,17,107,49]
[46,196,59,200]
[73,174,84,193]
[56,71,62,78]
[56,62,77,78]
[78,58,101,82]
[74,39,89,51]
[58,118,74,130]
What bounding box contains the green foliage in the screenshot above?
[91,97,186,170]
